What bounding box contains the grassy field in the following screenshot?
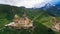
[0,5,58,34]
[0,12,56,34]
[0,20,55,34]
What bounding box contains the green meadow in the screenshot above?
[0,4,58,34]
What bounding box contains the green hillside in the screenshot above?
[0,4,58,34]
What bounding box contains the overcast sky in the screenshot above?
[0,0,60,8]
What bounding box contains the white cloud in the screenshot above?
[18,0,47,8]
[0,0,53,8]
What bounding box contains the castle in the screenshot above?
[5,12,33,29]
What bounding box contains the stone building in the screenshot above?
[5,12,33,29]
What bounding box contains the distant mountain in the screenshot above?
[39,3,60,17]
[0,4,60,18]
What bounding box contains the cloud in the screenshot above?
[0,0,59,8]
[18,0,46,8]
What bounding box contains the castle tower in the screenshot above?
[13,14,18,23]
[19,12,30,25]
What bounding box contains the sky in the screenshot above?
[0,0,60,8]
